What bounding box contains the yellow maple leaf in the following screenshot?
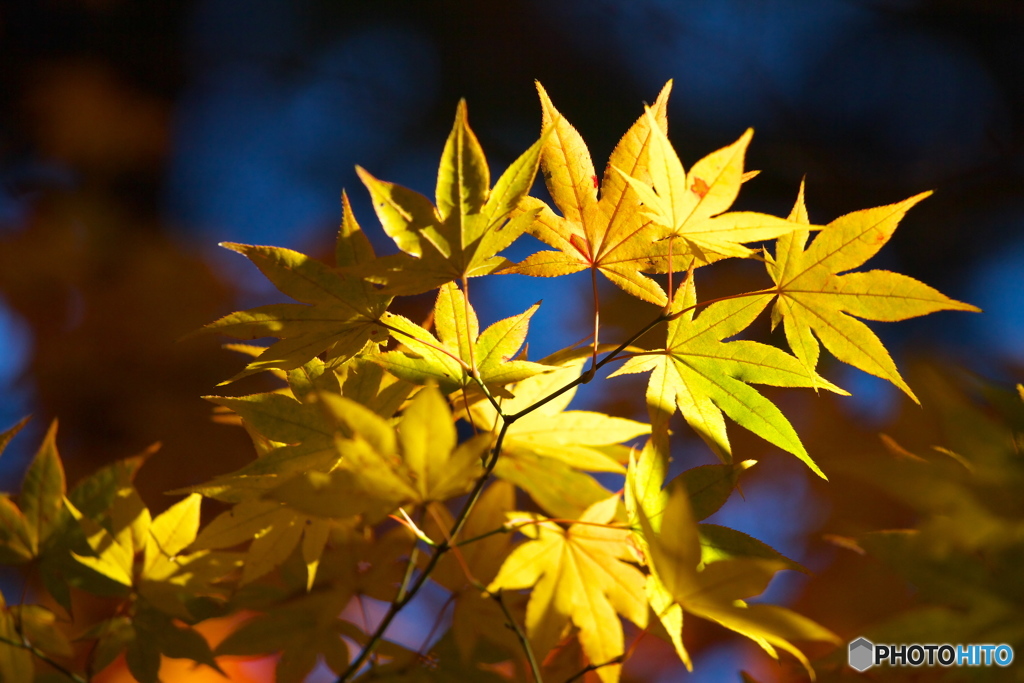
[766,184,980,402]
[617,110,805,268]
[502,81,674,306]
[627,451,839,677]
[373,282,551,399]
[351,101,547,295]
[196,192,391,380]
[488,496,647,683]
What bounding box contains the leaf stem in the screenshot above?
[337,416,517,681]
[0,634,88,683]
[395,509,424,604]
[590,267,600,372]
[492,588,543,683]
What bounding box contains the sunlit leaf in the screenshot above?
[489,496,647,683]
[351,101,546,295]
[503,81,674,305]
[611,275,842,476]
[766,185,980,401]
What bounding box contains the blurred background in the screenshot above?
[1,0,1022,680]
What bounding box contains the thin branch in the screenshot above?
[0,634,87,683]
[337,417,517,682]
[335,284,776,682]
[563,655,625,683]
[492,589,543,683]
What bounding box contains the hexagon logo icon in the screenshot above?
[849,637,874,672]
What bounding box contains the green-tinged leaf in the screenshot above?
[216,588,354,683]
[139,549,244,620]
[472,358,648,516]
[767,188,979,401]
[0,605,33,683]
[287,357,341,402]
[125,627,161,683]
[181,499,303,587]
[193,194,391,379]
[646,572,691,671]
[503,81,674,305]
[124,605,226,680]
[493,449,616,519]
[0,495,33,564]
[21,420,66,553]
[351,101,545,296]
[0,416,29,460]
[337,189,376,268]
[398,385,486,501]
[625,422,670,538]
[611,275,836,476]
[241,507,305,585]
[66,497,134,588]
[144,493,201,571]
[698,524,807,573]
[489,497,647,683]
[80,616,134,675]
[437,99,489,223]
[375,283,551,398]
[108,485,150,560]
[9,606,73,658]
[317,391,396,456]
[268,439,416,522]
[301,517,331,591]
[337,358,414,419]
[191,499,284,551]
[631,476,836,676]
[205,392,334,445]
[677,460,756,521]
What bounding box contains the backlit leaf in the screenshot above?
[767,186,980,401]
[195,192,391,378]
[611,275,842,476]
[503,81,673,305]
[351,101,546,295]
[489,497,647,683]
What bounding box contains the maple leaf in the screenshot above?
[0,420,64,562]
[196,192,391,379]
[215,588,359,683]
[502,81,675,305]
[373,282,551,399]
[67,492,242,618]
[617,110,806,267]
[766,185,980,402]
[488,496,647,683]
[194,385,488,544]
[610,275,845,477]
[627,450,838,676]
[350,100,547,295]
[469,358,650,517]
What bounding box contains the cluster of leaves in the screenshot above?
[814,372,1024,682]
[0,82,977,683]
